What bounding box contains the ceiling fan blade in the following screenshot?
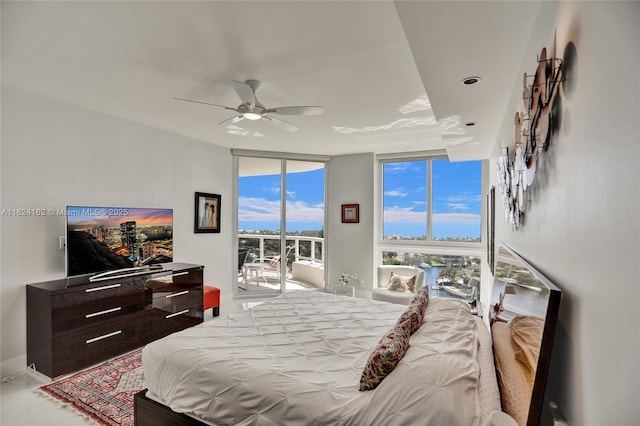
[173,97,236,111]
[264,106,325,116]
[263,115,298,132]
[218,115,245,126]
[232,80,256,107]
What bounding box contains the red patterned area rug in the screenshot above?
[40,349,143,426]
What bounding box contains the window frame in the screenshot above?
[378,154,486,251]
[232,150,329,299]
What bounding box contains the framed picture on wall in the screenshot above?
[486,186,495,274]
[342,204,359,223]
[195,192,221,233]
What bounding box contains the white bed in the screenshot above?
[142,291,500,426]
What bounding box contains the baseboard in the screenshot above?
[1,353,27,380]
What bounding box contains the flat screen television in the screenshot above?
[66,206,173,277]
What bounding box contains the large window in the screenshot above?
[382,158,482,243]
[380,156,484,302]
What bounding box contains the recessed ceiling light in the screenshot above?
[461,76,481,85]
[465,122,476,127]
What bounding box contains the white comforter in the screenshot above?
[142,291,481,426]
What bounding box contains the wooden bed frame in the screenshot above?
[134,244,561,426]
[134,389,207,426]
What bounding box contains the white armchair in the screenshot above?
[372,265,426,305]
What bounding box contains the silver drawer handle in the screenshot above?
[86,283,121,293]
[86,330,121,344]
[85,307,122,318]
[167,271,189,278]
[166,290,189,299]
[165,309,189,319]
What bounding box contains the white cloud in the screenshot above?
[446,203,468,211]
[383,206,479,223]
[383,206,425,222]
[239,196,324,222]
[385,163,410,172]
[433,213,480,223]
[384,190,407,198]
[434,194,482,213]
[444,194,481,204]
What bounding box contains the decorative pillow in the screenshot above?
[398,299,426,334]
[412,286,429,306]
[386,275,406,292]
[386,272,417,293]
[359,321,411,391]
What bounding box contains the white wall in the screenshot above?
[0,86,233,376]
[490,2,640,425]
[326,153,375,297]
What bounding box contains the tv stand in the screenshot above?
[27,262,203,378]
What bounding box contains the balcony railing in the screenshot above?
[238,234,324,264]
[238,234,325,289]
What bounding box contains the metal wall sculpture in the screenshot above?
[497,41,564,230]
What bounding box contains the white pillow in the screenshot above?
[386,272,417,293]
[386,275,406,292]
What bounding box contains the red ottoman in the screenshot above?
[203,285,220,317]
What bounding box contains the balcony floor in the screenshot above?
[238,272,323,293]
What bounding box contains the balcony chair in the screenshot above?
[237,247,251,290]
[244,245,294,284]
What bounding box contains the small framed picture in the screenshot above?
[195,192,221,233]
[341,204,359,223]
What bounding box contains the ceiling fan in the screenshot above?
[174,80,325,132]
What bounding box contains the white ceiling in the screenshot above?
[2,1,540,161]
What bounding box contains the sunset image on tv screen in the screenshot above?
[66,206,173,276]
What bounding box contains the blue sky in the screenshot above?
[238,167,325,232]
[383,159,481,238]
[239,159,481,238]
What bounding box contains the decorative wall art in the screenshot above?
[497,38,565,230]
[194,192,221,233]
[341,204,359,223]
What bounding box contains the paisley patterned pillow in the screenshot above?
[359,321,411,391]
[398,301,424,334]
[413,285,429,306]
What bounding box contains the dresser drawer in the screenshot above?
[144,306,203,343]
[146,287,202,313]
[52,294,144,333]
[51,277,146,309]
[147,268,203,295]
[53,311,146,350]
[51,324,144,378]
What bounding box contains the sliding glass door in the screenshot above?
[236,156,325,296]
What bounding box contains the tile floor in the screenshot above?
[0,299,264,426]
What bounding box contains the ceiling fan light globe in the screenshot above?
[243,112,262,120]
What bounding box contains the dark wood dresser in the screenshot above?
[27,262,203,378]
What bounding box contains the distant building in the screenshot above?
[141,241,155,260]
[120,221,137,257]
